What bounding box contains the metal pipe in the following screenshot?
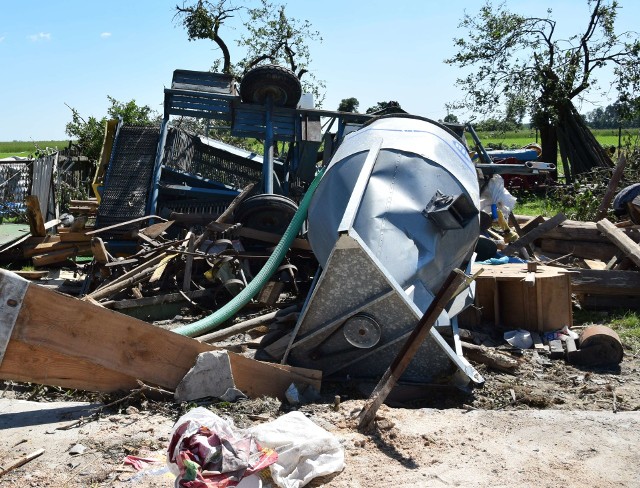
[263,95,274,194]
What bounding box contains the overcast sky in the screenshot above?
[1,0,638,141]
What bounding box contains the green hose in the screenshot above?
[174,167,326,338]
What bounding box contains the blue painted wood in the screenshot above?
[171,69,236,95]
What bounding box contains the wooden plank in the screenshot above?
[501,213,566,256]
[148,254,177,283]
[86,253,168,300]
[90,237,110,264]
[0,269,320,397]
[568,268,640,295]
[578,294,640,310]
[229,353,321,399]
[12,270,48,280]
[519,215,545,235]
[24,240,80,257]
[109,288,212,310]
[32,245,92,266]
[85,215,167,236]
[584,259,607,270]
[25,195,46,237]
[59,232,92,242]
[539,239,618,261]
[140,220,174,239]
[70,199,99,206]
[597,218,640,269]
[542,220,640,243]
[1,339,139,392]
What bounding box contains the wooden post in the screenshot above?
[357,270,468,430]
[595,153,626,221]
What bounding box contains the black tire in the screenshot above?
[240,64,302,107]
[234,194,299,253]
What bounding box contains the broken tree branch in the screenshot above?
[0,449,45,478]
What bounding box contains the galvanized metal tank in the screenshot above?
[307,115,480,312]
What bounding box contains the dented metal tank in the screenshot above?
[308,115,480,312]
[284,115,484,388]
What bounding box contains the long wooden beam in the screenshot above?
[0,269,320,398]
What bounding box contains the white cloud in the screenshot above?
[100,32,112,39]
[28,32,51,42]
[0,36,5,43]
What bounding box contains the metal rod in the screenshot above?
[263,95,274,194]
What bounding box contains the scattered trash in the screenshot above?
[68,443,86,456]
[250,411,345,488]
[167,407,278,488]
[504,329,533,350]
[284,382,320,406]
[174,351,237,403]
[123,454,162,471]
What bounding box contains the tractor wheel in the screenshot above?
[240,64,302,107]
[234,193,299,252]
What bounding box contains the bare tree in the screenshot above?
[446,0,640,181]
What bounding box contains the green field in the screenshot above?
[470,127,638,150]
[0,140,68,159]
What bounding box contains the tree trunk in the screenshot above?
[556,101,613,179]
[538,117,560,175]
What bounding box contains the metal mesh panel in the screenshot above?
[163,128,264,190]
[95,126,160,233]
[0,161,30,218]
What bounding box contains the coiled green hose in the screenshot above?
[174,167,325,338]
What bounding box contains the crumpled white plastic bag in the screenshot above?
[480,174,517,216]
[250,411,344,488]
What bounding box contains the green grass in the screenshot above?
[469,127,639,150]
[512,192,566,217]
[574,310,640,351]
[0,140,68,159]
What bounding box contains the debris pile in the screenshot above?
[1,65,639,487]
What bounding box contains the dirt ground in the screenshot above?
[1,341,639,488]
